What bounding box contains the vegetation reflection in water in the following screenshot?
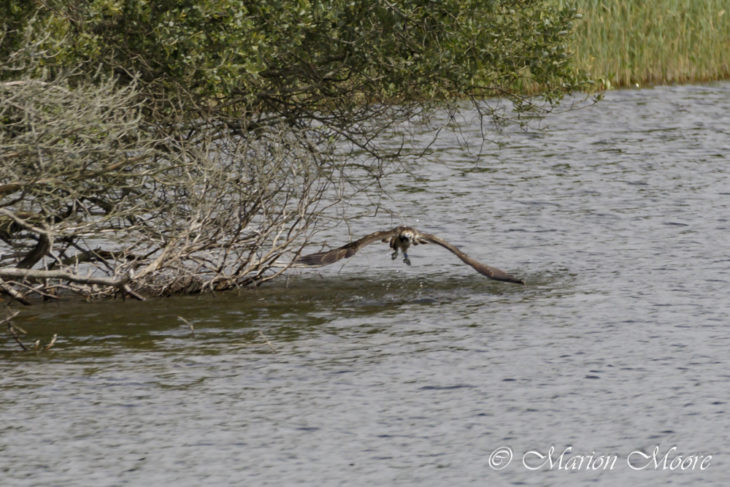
[3,267,543,357]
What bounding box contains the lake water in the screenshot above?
[2,83,729,486]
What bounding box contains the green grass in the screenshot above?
[554,0,730,88]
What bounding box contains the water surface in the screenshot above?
[2,83,729,486]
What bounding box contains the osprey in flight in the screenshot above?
[295,226,524,284]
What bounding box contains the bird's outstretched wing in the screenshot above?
[417,231,525,284]
[295,229,398,266]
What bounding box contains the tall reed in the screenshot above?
[554,0,730,87]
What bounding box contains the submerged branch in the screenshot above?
[0,278,31,305]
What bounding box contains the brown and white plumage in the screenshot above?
[295,226,524,284]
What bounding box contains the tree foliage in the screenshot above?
[0,0,588,302]
[15,1,586,130]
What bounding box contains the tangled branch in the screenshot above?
[0,47,335,303]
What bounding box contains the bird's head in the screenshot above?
[397,228,416,243]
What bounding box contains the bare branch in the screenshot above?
[44,333,57,351]
[0,278,31,305]
[0,311,21,327]
[3,311,27,351]
[0,267,129,287]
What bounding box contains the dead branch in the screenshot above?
[0,267,129,287]
[257,330,277,353]
[8,326,28,351]
[2,309,59,352]
[0,278,31,305]
[44,333,58,350]
[3,311,27,351]
[0,41,346,301]
[0,311,21,327]
[177,316,195,338]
